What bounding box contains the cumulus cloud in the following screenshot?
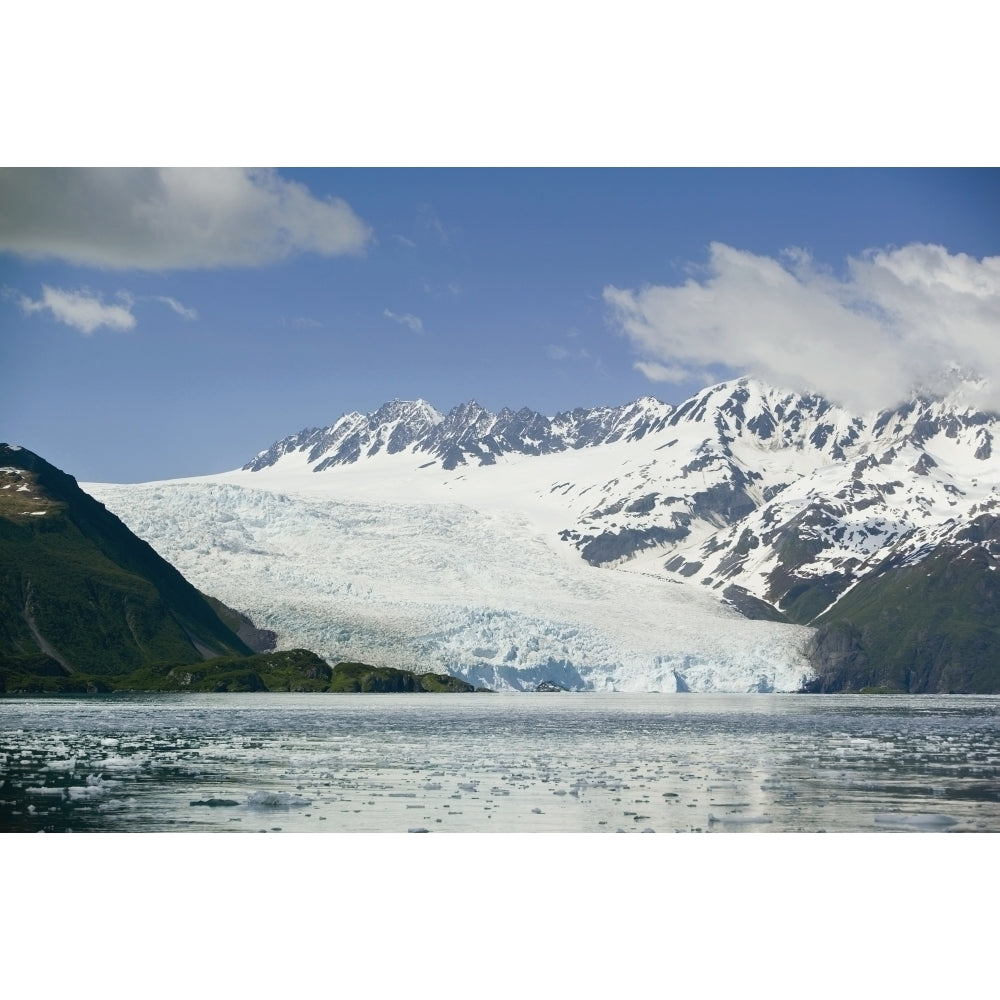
[383,308,424,333]
[0,168,372,269]
[18,286,136,334]
[604,242,1000,412]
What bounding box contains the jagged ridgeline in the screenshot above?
[243,396,674,473]
[228,377,1000,693]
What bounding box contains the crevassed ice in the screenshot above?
[87,480,813,692]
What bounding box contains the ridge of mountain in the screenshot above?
[243,395,675,473]
[239,379,1000,595]
[87,376,1000,692]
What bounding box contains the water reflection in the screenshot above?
[1,694,998,832]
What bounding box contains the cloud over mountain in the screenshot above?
[0,168,372,270]
[605,242,1000,412]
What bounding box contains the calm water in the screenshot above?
[2,693,999,833]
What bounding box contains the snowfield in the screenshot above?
[86,458,815,692]
[86,376,1000,693]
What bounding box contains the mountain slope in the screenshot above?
[0,443,253,683]
[805,514,1000,692]
[87,377,1000,693]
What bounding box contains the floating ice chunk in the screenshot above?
[44,758,76,772]
[66,774,120,797]
[25,786,66,797]
[96,755,143,770]
[873,813,959,828]
[246,790,312,809]
[707,812,773,825]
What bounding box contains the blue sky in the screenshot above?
[2,168,998,482]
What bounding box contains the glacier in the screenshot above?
[86,375,1000,692]
[86,468,814,693]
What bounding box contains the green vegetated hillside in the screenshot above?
[327,661,475,693]
[0,444,255,688]
[800,515,1000,693]
[0,444,474,695]
[2,646,475,695]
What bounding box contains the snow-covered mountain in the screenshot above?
[86,377,1000,693]
[242,395,675,473]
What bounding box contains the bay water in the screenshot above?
[2,692,998,833]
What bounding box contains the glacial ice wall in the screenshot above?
[87,480,814,692]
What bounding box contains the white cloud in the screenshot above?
[0,168,372,270]
[634,360,709,384]
[383,308,424,334]
[18,285,136,334]
[153,295,197,320]
[605,242,1000,412]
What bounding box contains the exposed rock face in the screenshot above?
[801,623,871,692]
[206,599,279,653]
